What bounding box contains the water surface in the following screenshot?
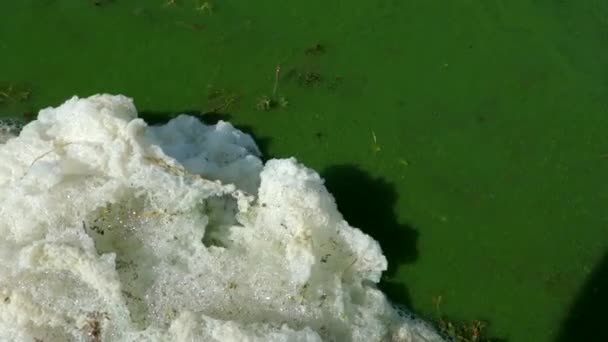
[1,1,607,341]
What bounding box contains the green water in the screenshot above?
[1,1,607,341]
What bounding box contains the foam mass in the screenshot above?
[0,95,442,342]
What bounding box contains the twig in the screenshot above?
[272,64,281,97]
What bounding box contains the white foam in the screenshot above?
[0,94,443,341]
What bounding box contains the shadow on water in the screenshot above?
[321,164,419,308]
[138,110,273,158]
[555,252,608,342]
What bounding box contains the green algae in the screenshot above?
[1,1,607,341]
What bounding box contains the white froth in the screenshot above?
[0,94,442,341]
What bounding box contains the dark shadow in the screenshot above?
[232,124,273,160]
[138,110,273,159]
[555,252,608,342]
[321,164,419,308]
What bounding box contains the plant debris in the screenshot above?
[204,86,239,114]
[297,71,323,87]
[305,42,326,56]
[196,1,214,14]
[82,311,109,342]
[256,95,288,111]
[432,295,506,342]
[90,0,115,7]
[0,84,31,105]
[256,65,288,111]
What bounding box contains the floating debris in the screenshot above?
[204,86,239,114]
[90,0,115,7]
[196,1,214,14]
[81,312,110,342]
[371,130,381,154]
[327,76,344,90]
[256,65,288,111]
[297,71,323,87]
[432,295,505,342]
[256,95,288,111]
[305,42,326,56]
[0,84,31,105]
